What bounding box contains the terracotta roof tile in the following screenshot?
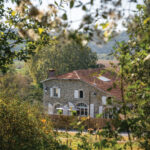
[54,68,121,100]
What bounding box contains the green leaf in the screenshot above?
[54,1,58,6]
[90,0,93,5]
[107,87,112,91]
[136,4,143,10]
[70,0,74,8]
[62,13,67,20]
[82,5,87,11]
[102,14,107,19]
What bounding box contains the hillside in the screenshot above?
[88,32,129,60]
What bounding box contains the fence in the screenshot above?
[49,115,111,130]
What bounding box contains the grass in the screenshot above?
[56,131,142,150]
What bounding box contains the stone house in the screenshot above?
[41,68,121,118]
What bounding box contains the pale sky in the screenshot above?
[4,0,144,31]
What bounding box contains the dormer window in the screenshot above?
[97,76,110,82]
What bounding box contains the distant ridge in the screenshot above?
[88,32,129,54]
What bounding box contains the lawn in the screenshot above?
[57,131,142,150]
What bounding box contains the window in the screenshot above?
[74,90,83,98]
[54,104,63,114]
[53,88,58,97]
[50,87,60,98]
[76,103,88,116]
[103,107,113,119]
[79,90,83,98]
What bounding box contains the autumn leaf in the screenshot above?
[11,11,16,16]
[100,22,109,29]
[0,32,4,36]
[104,30,108,37]
[143,17,150,24]
[41,119,46,123]
[38,28,44,34]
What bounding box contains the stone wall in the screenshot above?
[43,79,109,117]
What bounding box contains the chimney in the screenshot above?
[48,69,55,78]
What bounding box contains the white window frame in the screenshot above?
[74,89,84,99]
[76,103,88,117]
[50,87,60,98]
[102,96,107,105]
[79,89,84,98]
[74,90,79,99]
[103,106,113,119]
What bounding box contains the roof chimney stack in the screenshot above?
[48,69,55,78]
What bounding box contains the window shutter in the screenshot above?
[48,103,53,114]
[58,88,60,98]
[99,106,103,114]
[69,102,74,108]
[50,88,53,97]
[102,96,107,105]
[63,105,68,115]
[90,104,94,118]
[74,90,79,98]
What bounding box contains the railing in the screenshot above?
[49,114,111,130]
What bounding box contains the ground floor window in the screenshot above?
[103,107,113,119]
[76,103,88,116]
[54,104,63,114]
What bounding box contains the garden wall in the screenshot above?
[49,115,111,130]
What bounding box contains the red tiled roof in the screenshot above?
[50,68,121,100]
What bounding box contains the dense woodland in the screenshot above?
[0,0,150,149]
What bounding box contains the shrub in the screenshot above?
[0,99,69,150]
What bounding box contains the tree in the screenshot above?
[0,0,140,73]
[98,1,150,149]
[0,0,60,72]
[0,70,43,102]
[26,38,98,84]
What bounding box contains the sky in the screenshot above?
[4,0,144,31]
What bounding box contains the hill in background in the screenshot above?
[88,32,129,60]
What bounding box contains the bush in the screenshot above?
[0,99,69,150]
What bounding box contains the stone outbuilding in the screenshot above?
[41,68,121,118]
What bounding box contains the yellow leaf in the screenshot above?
[143,17,150,24]
[0,32,4,36]
[11,11,16,16]
[94,23,98,29]
[104,30,108,37]
[101,22,109,29]
[38,28,44,34]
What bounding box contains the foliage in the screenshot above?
[26,38,98,84]
[98,1,150,150]
[0,0,150,149]
[0,0,60,72]
[0,69,43,102]
[0,99,70,150]
[0,0,140,72]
